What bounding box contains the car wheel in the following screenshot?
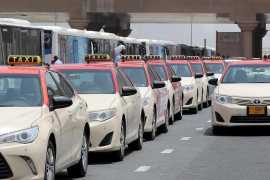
[198,91,203,111]
[44,141,55,180]
[145,109,157,141]
[190,95,198,114]
[203,90,210,108]
[67,132,89,178]
[114,122,125,161]
[175,106,183,120]
[130,119,144,150]
[161,107,169,133]
[169,103,175,125]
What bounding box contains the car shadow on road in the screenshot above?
[204,126,270,136]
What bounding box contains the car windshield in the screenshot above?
[191,63,204,74]
[170,64,192,77]
[0,74,42,107]
[150,64,168,81]
[205,63,224,74]
[61,70,115,94]
[222,65,270,83]
[121,67,148,87]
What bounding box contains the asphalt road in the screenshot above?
[57,107,270,180]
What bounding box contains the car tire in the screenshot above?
[203,89,210,108]
[67,132,89,178]
[145,109,157,141]
[160,107,169,133]
[169,103,175,125]
[130,119,144,151]
[175,104,183,121]
[190,95,198,114]
[44,141,56,180]
[114,122,126,161]
[198,91,203,111]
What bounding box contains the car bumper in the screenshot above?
[89,116,122,152]
[0,139,47,180]
[212,101,270,126]
[183,90,197,109]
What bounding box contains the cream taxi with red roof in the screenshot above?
[209,60,270,134]
[0,56,90,180]
[189,56,213,108]
[168,56,203,114]
[202,57,225,80]
[53,54,144,161]
[146,56,183,124]
[118,55,169,139]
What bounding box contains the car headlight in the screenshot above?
[216,95,232,104]
[183,85,194,92]
[88,108,117,122]
[0,127,39,144]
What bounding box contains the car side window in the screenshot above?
[45,72,63,103]
[50,72,75,98]
[118,69,133,87]
[148,65,161,81]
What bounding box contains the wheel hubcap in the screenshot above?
[45,147,55,180]
[81,136,88,171]
[139,123,143,144]
[152,112,156,137]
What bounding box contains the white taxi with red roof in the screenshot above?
[202,56,225,80]
[188,56,213,108]
[118,55,169,140]
[0,56,90,180]
[209,60,270,134]
[168,55,203,114]
[53,54,144,161]
[146,56,183,125]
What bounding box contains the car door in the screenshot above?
[147,65,167,125]
[45,72,74,169]
[51,71,86,161]
[116,69,140,141]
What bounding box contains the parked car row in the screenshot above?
[0,54,225,180]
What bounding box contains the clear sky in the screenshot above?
[130,23,270,49]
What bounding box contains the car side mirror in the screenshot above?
[51,96,73,110]
[171,75,181,82]
[122,86,137,96]
[195,73,203,79]
[208,78,218,86]
[152,80,165,89]
[206,72,214,76]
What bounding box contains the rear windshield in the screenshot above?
[121,67,148,87]
[0,74,42,107]
[150,64,168,81]
[205,63,224,74]
[170,64,192,77]
[191,63,204,74]
[61,70,115,94]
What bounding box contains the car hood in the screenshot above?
[181,77,194,86]
[0,107,42,135]
[218,83,270,97]
[80,94,118,111]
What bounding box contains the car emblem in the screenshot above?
[253,99,261,105]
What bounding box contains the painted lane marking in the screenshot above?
[135,166,151,172]
[196,127,204,131]
[160,149,174,154]
[180,137,192,141]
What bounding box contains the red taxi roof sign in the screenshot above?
[202,56,224,60]
[170,55,186,60]
[85,54,111,63]
[145,55,161,60]
[8,55,42,65]
[121,55,142,61]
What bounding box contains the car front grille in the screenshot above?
[232,97,270,106]
[0,154,13,179]
[230,116,270,123]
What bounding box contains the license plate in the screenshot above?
[247,106,266,116]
